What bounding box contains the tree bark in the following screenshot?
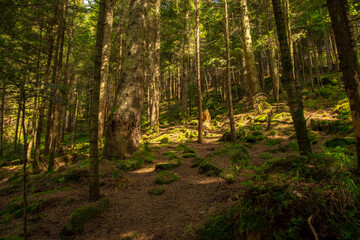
[224,0,236,141]
[272,0,312,155]
[149,0,160,132]
[327,0,360,172]
[104,0,146,159]
[195,0,203,143]
[98,0,115,147]
[239,0,262,99]
[0,82,5,158]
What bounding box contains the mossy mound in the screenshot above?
[264,138,283,146]
[197,154,360,240]
[309,118,352,133]
[325,137,355,148]
[198,144,250,183]
[61,197,109,237]
[246,130,267,143]
[159,137,169,144]
[50,169,89,184]
[131,148,156,163]
[163,151,178,160]
[332,98,350,118]
[176,143,196,153]
[155,171,179,184]
[149,187,165,195]
[118,158,144,172]
[155,159,182,170]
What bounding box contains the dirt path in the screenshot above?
[77,132,243,240]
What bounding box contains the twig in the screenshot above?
[307,215,319,240]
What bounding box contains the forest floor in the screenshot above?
[0,87,356,240]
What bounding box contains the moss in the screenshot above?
[61,197,109,237]
[163,151,177,160]
[332,98,350,117]
[259,153,272,159]
[176,143,196,153]
[155,171,179,184]
[288,141,299,151]
[246,131,267,143]
[118,158,144,171]
[159,137,169,144]
[149,187,165,195]
[131,148,156,163]
[264,138,283,146]
[268,130,278,136]
[50,169,89,184]
[254,115,268,123]
[155,159,182,170]
[325,138,355,148]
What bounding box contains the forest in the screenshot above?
[0,0,360,239]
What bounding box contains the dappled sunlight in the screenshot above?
[132,166,155,174]
[192,177,224,185]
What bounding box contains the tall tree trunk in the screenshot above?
[0,82,5,158]
[239,0,262,99]
[149,0,160,132]
[272,0,312,155]
[324,25,333,72]
[224,0,236,141]
[195,0,203,143]
[21,96,28,240]
[71,92,79,149]
[265,0,280,103]
[104,0,145,159]
[13,104,21,154]
[89,0,109,202]
[48,0,68,172]
[98,0,115,147]
[327,0,360,172]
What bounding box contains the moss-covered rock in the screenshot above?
[155,171,179,184]
[131,148,156,163]
[309,118,352,133]
[149,187,165,195]
[155,158,182,170]
[118,158,144,171]
[254,114,268,123]
[176,143,196,153]
[61,197,109,237]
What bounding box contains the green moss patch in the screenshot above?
[61,197,109,237]
[198,144,250,182]
[155,171,179,184]
[264,138,283,146]
[155,159,182,170]
[325,137,355,148]
[149,187,165,195]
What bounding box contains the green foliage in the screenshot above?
[61,198,109,237]
[149,187,165,195]
[325,138,355,148]
[259,153,272,159]
[264,138,283,146]
[332,98,351,119]
[155,171,179,184]
[155,158,182,170]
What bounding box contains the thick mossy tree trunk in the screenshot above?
[224,0,236,141]
[327,0,360,171]
[272,0,312,156]
[195,0,203,144]
[98,0,115,147]
[104,0,145,159]
[239,0,262,99]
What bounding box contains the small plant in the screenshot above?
[155,171,179,184]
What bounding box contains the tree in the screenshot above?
[272,0,312,155]
[149,0,161,132]
[89,0,108,202]
[98,0,115,147]
[239,0,262,100]
[327,0,360,172]
[195,0,203,144]
[105,0,146,159]
[224,0,236,141]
